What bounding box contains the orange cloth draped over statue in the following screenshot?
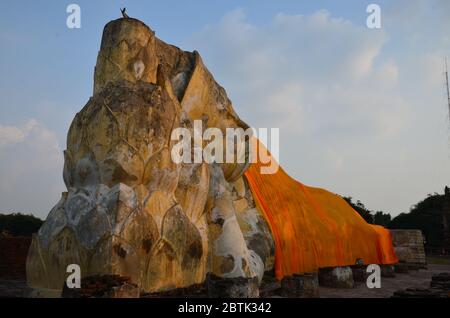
[244,142,398,279]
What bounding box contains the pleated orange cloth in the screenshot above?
[244,142,398,279]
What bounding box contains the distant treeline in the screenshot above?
[1,187,449,249]
[343,197,392,227]
[0,213,43,237]
[344,186,450,251]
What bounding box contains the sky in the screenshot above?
[0,0,449,219]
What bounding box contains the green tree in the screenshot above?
[389,187,450,250]
[0,213,43,237]
[373,211,391,227]
[343,197,374,224]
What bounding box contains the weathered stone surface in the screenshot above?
[232,177,275,274]
[26,17,274,295]
[206,273,259,298]
[259,273,281,298]
[94,18,160,94]
[381,265,396,278]
[351,266,369,282]
[61,275,139,298]
[319,266,354,288]
[394,263,410,274]
[143,283,207,298]
[390,230,426,266]
[352,264,395,282]
[206,165,265,282]
[281,273,319,298]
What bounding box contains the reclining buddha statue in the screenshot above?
[26,16,397,297]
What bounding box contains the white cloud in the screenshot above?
[2,4,449,219]
[186,8,450,216]
[0,119,38,147]
[374,60,399,89]
[0,119,64,219]
[187,9,399,137]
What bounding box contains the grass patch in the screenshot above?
[427,256,450,265]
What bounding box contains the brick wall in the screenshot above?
[0,237,31,279]
[390,230,426,264]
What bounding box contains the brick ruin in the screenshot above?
[390,230,427,268]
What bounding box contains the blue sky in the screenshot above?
[0,0,377,131]
[1,1,449,219]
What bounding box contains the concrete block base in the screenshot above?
[319,266,354,288]
[281,273,319,298]
[206,274,259,298]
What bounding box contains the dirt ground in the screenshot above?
[1,264,449,298]
[319,264,450,298]
[0,279,28,298]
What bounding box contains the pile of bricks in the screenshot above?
[430,273,450,291]
[143,283,207,298]
[392,272,450,298]
[61,275,139,298]
[392,288,447,298]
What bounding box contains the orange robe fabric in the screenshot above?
[244,145,398,279]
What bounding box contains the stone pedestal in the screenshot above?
[351,266,369,282]
[206,274,259,298]
[143,284,206,298]
[394,263,409,274]
[26,288,62,298]
[281,273,319,298]
[381,265,396,278]
[61,275,139,298]
[319,266,354,288]
[390,230,426,265]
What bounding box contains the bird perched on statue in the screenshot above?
[120,8,130,19]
